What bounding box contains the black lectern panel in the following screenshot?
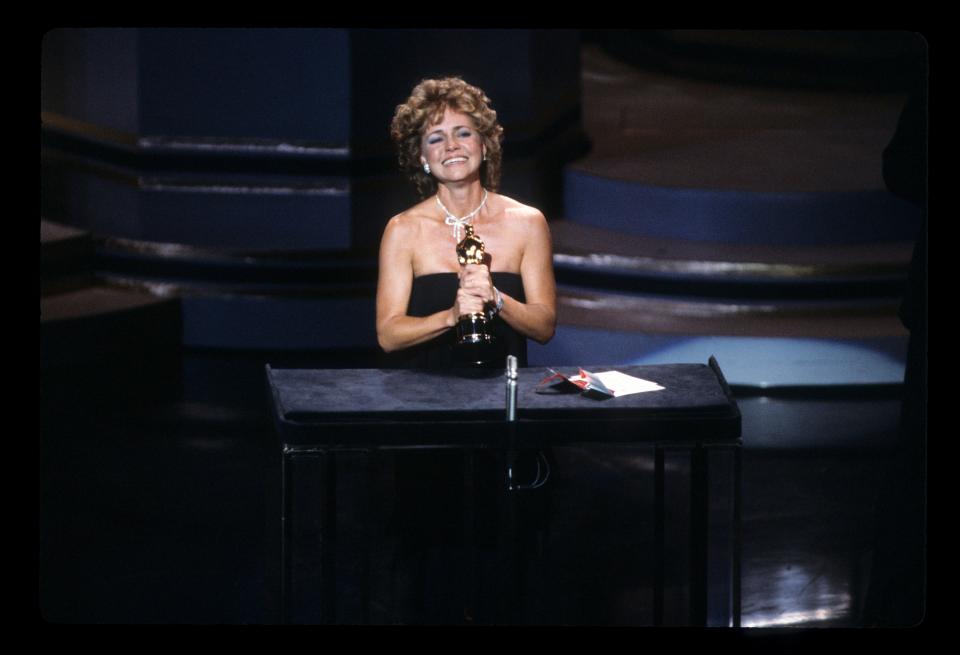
[267,360,741,625]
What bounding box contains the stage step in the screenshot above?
[40,220,182,370]
[92,236,378,351]
[550,219,911,298]
[41,281,181,367]
[544,225,909,388]
[555,286,905,340]
[41,218,95,278]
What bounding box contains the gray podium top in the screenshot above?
[267,360,741,449]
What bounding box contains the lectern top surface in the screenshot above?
[267,363,735,423]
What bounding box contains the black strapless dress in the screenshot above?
[384,272,548,623]
[385,272,527,370]
[389,271,530,550]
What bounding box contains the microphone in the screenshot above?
[505,355,518,422]
[505,355,518,490]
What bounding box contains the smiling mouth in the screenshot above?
[443,157,468,165]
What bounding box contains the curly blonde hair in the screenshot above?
[390,77,504,199]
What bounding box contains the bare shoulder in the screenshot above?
[494,194,548,230]
[383,199,433,241]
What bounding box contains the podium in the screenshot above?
[267,358,742,625]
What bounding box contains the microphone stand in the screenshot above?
[506,355,518,487]
[503,355,521,621]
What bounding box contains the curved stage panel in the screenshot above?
[42,148,354,251]
[563,169,921,246]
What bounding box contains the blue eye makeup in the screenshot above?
[425,126,474,145]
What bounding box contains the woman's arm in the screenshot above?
[508,209,557,343]
[458,209,557,344]
[375,214,458,353]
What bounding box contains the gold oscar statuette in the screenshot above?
[454,224,497,366]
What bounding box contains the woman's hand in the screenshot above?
[450,263,494,320]
[459,263,495,303]
[452,285,486,320]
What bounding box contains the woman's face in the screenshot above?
[420,108,485,184]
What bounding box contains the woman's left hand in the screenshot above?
[458,263,495,304]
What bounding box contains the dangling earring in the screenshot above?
[423,162,431,175]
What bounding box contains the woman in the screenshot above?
[377,76,556,368]
[375,77,556,622]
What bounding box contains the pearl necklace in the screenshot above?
[436,189,488,241]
